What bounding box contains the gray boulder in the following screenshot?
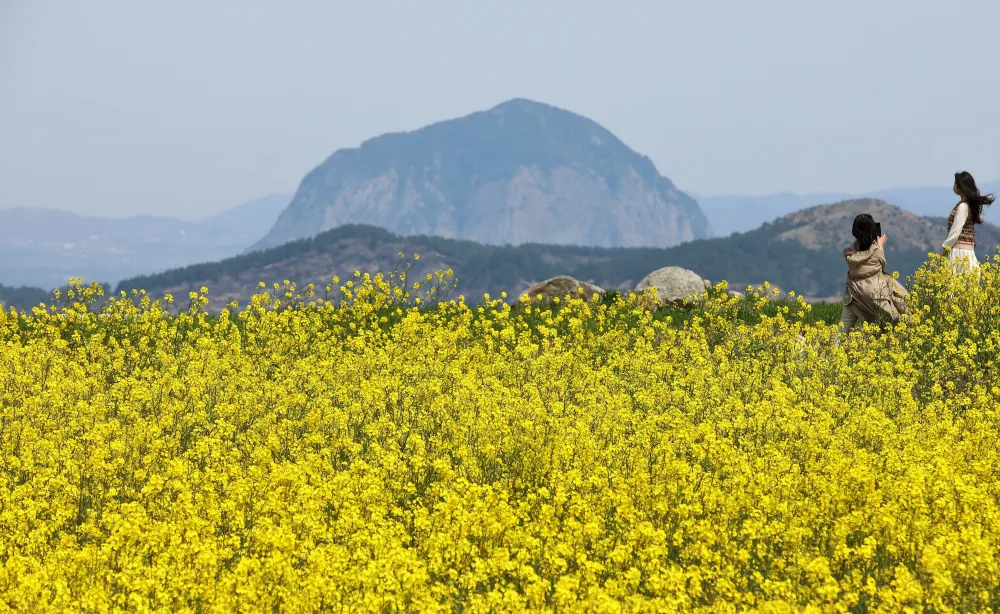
[635,266,708,305]
[519,275,604,304]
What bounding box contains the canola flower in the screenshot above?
[2,255,1000,612]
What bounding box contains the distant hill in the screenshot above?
[774,199,948,252]
[0,284,50,312]
[0,282,114,312]
[697,181,1000,236]
[117,199,1000,310]
[0,194,290,289]
[193,193,294,244]
[252,98,710,252]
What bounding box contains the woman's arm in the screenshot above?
[874,243,887,270]
[942,202,969,250]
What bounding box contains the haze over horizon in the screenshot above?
[2,0,998,220]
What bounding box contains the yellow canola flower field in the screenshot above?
[3,256,1000,612]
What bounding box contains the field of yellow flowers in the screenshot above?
[3,254,1000,612]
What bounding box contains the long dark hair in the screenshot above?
[955,171,995,224]
[852,213,877,251]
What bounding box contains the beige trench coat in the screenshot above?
[842,241,909,327]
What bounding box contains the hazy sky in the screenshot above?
[2,0,998,219]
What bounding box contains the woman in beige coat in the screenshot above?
[840,213,909,332]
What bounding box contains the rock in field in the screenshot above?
[634,266,708,305]
[519,276,604,304]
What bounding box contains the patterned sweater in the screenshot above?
[943,201,975,250]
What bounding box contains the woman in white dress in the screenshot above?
[941,171,995,271]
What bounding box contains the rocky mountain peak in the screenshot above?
[251,100,710,251]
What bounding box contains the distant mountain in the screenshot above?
[0,194,290,289]
[117,199,1000,309]
[0,284,50,312]
[252,98,710,252]
[774,199,949,252]
[698,181,1000,236]
[196,193,296,243]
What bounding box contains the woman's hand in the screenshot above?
[877,234,887,247]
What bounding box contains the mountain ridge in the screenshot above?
[0,194,291,289]
[118,198,1000,310]
[698,181,1000,236]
